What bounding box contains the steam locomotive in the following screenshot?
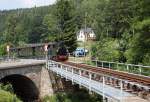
[56,45,68,61]
[50,42,69,61]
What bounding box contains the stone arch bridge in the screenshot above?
[0,59,53,102]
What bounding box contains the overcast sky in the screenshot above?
[0,0,56,10]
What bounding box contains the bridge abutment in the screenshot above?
[39,67,53,98]
[0,59,51,101]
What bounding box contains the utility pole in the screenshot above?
[84,12,87,63]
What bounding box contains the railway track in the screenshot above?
[51,60,150,100]
[63,61,150,87]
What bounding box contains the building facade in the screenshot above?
[77,28,96,42]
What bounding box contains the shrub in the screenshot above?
[42,95,57,102]
[0,90,22,102]
[0,83,14,93]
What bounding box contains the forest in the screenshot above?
[0,0,149,65]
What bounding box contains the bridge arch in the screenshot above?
[0,74,39,102]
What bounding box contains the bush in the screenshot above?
[42,95,57,102]
[0,90,22,102]
[91,38,119,62]
[0,83,22,102]
[0,83,14,93]
[142,53,150,66]
[0,44,7,55]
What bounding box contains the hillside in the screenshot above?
[0,5,54,44]
[0,0,149,65]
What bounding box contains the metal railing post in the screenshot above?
[102,76,105,102]
[96,60,98,67]
[65,67,67,80]
[127,65,129,71]
[56,64,59,75]
[139,66,142,75]
[120,79,123,102]
[109,62,110,69]
[72,68,74,84]
[89,72,92,92]
[79,69,82,87]
[60,65,63,77]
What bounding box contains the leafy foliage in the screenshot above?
[55,0,77,52]
[0,0,149,65]
[0,83,22,102]
[91,39,119,61]
[125,18,150,64]
[0,90,22,102]
[0,83,13,93]
[0,6,52,46]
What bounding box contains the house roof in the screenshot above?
[81,28,93,33]
[77,28,94,35]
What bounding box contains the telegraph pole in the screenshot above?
[84,12,87,63]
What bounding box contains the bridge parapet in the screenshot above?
[0,56,19,63]
[0,59,45,70]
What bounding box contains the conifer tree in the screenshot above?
[56,0,77,52]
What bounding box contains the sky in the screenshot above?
[0,0,56,10]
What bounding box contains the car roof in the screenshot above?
[76,47,84,50]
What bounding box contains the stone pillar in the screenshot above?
[40,67,53,98]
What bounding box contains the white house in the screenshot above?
[77,28,96,42]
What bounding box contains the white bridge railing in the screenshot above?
[92,60,150,77]
[46,60,136,102]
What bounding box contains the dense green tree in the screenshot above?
[124,0,150,64]
[104,0,134,38]
[28,15,44,43]
[91,38,119,61]
[56,0,77,52]
[0,0,149,65]
[125,19,150,64]
[2,14,19,45]
[42,13,58,42]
